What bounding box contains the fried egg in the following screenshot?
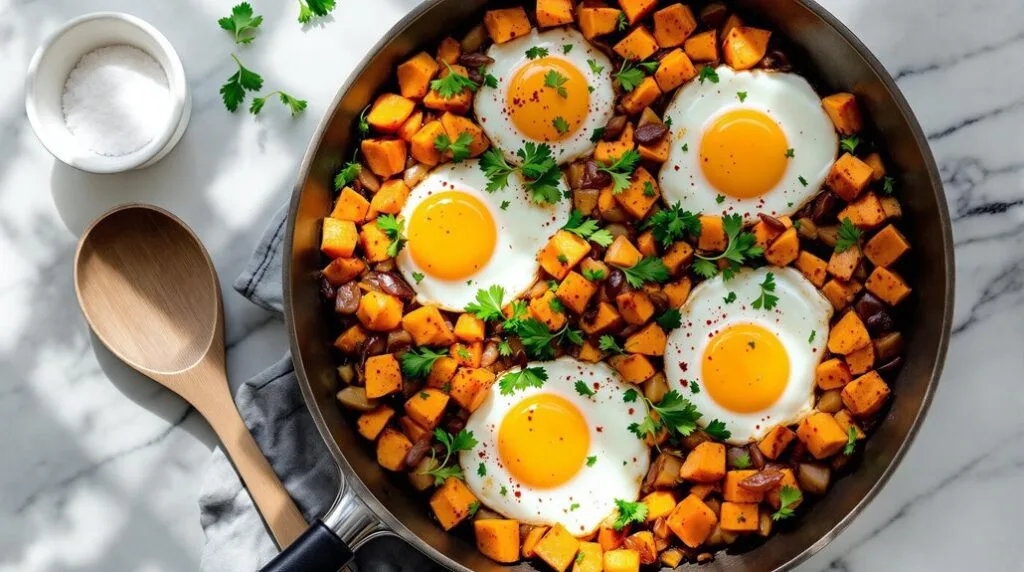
[664,268,832,444]
[461,358,649,535]
[475,28,615,165]
[660,66,838,222]
[395,160,570,311]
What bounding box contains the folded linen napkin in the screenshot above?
[198,204,439,572]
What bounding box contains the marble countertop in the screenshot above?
[2,0,1022,570]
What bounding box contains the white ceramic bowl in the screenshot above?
[25,12,191,173]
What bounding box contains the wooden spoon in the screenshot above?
[74,204,308,548]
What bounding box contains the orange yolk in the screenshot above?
[702,323,790,413]
[507,57,589,142]
[699,108,789,199]
[407,191,497,280]
[497,393,590,489]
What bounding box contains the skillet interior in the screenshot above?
[284,1,954,570]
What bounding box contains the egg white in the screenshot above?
[660,66,838,222]
[664,268,833,444]
[395,160,570,311]
[475,28,616,165]
[460,358,650,535]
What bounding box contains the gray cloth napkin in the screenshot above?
[198,204,438,572]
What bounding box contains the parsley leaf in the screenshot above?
[733,452,752,469]
[552,116,570,134]
[544,69,569,97]
[575,380,596,397]
[640,201,701,247]
[623,388,639,402]
[629,390,703,443]
[375,214,406,257]
[412,272,424,284]
[840,135,860,154]
[587,58,605,74]
[771,486,802,521]
[526,46,549,59]
[563,44,573,54]
[690,381,700,394]
[498,366,548,396]
[612,499,648,530]
[481,69,498,88]
[616,12,628,31]
[586,455,597,466]
[583,268,606,281]
[716,194,726,204]
[786,148,795,158]
[694,213,763,280]
[420,428,477,485]
[599,149,642,194]
[598,335,624,355]
[507,319,582,359]
[465,285,506,322]
[434,131,474,162]
[500,200,510,210]
[563,210,614,247]
[430,62,479,98]
[798,175,808,187]
[250,91,307,116]
[751,272,779,310]
[723,291,737,304]
[698,66,720,85]
[219,2,263,44]
[400,347,448,378]
[834,217,862,253]
[703,419,731,440]
[221,54,264,112]
[517,143,563,204]
[479,148,515,192]
[614,257,671,288]
[737,91,748,102]
[882,176,895,194]
[477,462,486,477]
[297,0,336,23]
[334,161,361,190]
[614,60,647,92]
[655,309,682,330]
[844,426,858,455]
[590,127,606,142]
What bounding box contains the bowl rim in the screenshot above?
[24,11,189,174]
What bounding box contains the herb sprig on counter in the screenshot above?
[218,2,263,44]
[221,54,264,112]
[298,0,337,24]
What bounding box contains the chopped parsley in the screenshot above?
[587,455,597,466]
[375,214,406,257]
[497,340,512,356]
[698,66,720,85]
[751,272,779,310]
[598,335,625,355]
[628,390,702,442]
[785,148,795,158]
[723,291,737,304]
[640,201,701,247]
[587,58,604,74]
[716,194,726,204]
[557,253,569,264]
[500,200,510,210]
[500,485,508,496]
[681,142,689,152]
[563,209,614,247]
[643,181,657,197]
[477,463,486,476]
[614,60,647,92]
[480,67,498,88]
[798,175,808,187]
[844,426,858,455]
[569,502,580,511]
[733,452,752,469]
[612,499,648,530]
[771,486,802,521]
[834,217,862,253]
[562,44,573,54]
[589,127,606,142]
[808,330,817,343]
[467,501,480,517]
[737,91,748,102]
[456,346,472,361]
[544,69,569,97]
[690,380,700,394]
[583,268,606,281]
[614,257,671,288]
[882,175,895,194]
[703,419,731,440]
[465,284,506,321]
[599,149,642,194]
[433,131,474,162]
[840,134,860,154]
[693,214,763,280]
[655,309,682,330]
[429,62,478,98]
[506,318,583,360]
[525,46,549,59]
[419,428,477,485]
[412,272,424,284]
[333,160,360,190]
[575,380,596,397]
[552,116,570,134]
[616,12,628,31]
[498,366,548,396]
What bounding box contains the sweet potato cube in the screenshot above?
[765,227,800,266]
[845,342,875,375]
[625,323,667,356]
[637,127,671,163]
[397,52,439,99]
[440,112,490,158]
[333,324,367,354]
[484,7,532,44]
[321,218,358,259]
[822,93,863,135]
[322,257,366,286]
[330,187,371,222]
[883,194,905,219]
[450,367,495,411]
[605,235,644,268]
[595,123,635,164]
[796,412,848,459]
[357,405,395,441]
[794,251,827,288]
[864,224,910,267]
[530,290,568,331]
[684,30,718,62]
[834,410,865,440]
[621,77,662,117]
[376,428,412,471]
[454,313,485,343]
[616,291,655,325]
[410,120,446,166]
[398,415,430,442]
[679,441,725,482]
[451,341,483,368]
[436,37,461,65]
[361,138,407,178]
[556,271,598,314]
[654,48,697,91]
[618,0,657,23]
[369,179,411,217]
[598,526,627,551]
[405,388,449,429]
[662,241,694,275]
[574,541,603,572]
[365,354,402,398]
[842,371,891,416]
[614,26,660,62]
[821,278,862,310]
[827,247,861,281]
[653,4,698,47]
[398,111,423,142]
[642,491,677,522]
[663,277,692,307]
[534,524,580,572]
[816,358,852,390]
[427,356,459,389]
[358,219,390,262]
[577,340,603,362]
[581,301,624,335]
[474,519,520,564]
[609,353,656,383]
[827,153,873,201]
[522,526,549,558]
[423,64,473,114]
[604,549,641,572]
[866,267,911,306]
[766,468,801,509]
[758,425,797,460]
[838,191,887,229]
[666,494,717,548]
[430,477,478,530]
[722,27,771,70]
[614,166,660,218]
[578,6,622,39]
[863,152,886,181]
[827,310,871,355]
[536,0,573,27]
[357,291,403,332]
[539,230,592,280]
[367,93,416,133]
[697,215,727,251]
[720,502,759,533]
[724,470,764,503]
[402,305,455,346]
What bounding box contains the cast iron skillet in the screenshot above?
[264,0,954,570]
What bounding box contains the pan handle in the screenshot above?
[259,485,383,572]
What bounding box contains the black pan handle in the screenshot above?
[260,520,354,572]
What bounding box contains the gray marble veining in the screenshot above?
[0,0,1021,570]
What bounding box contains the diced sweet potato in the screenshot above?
[361,138,407,178]
[662,241,694,275]
[402,305,455,346]
[615,26,660,62]
[322,257,366,286]
[625,323,667,356]
[357,291,403,331]
[405,388,449,430]
[595,123,635,164]
[765,468,801,509]
[845,342,875,375]
[484,7,532,44]
[365,353,402,398]
[367,93,416,133]
[398,111,423,143]
[637,232,657,258]
[598,526,628,551]
[765,227,800,267]
[663,277,692,307]
[604,548,641,572]
[369,179,411,217]
[752,216,791,250]
[359,219,392,263]
[333,324,367,354]
[578,6,622,39]
[863,152,886,181]
[454,313,485,343]
[821,278,862,310]
[827,247,861,281]
[321,218,358,259]
[636,112,671,162]
[475,519,520,564]
[616,291,655,325]
[581,301,624,335]
[398,415,430,442]
[679,441,726,483]
[609,353,656,383]
[539,230,592,280]
[719,502,759,533]
[574,541,603,572]
[643,491,677,521]
[826,153,873,201]
[654,48,697,91]
[450,367,496,411]
[556,271,598,314]
[423,64,473,114]
[834,410,865,440]
[530,290,568,331]
[822,93,863,135]
[838,191,887,229]
[816,358,852,390]
[357,405,395,441]
[440,112,489,158]
[758,425,796,460]
[653,3,697,47]
[430,477,478,530]
[866,267,911,306]
[397,52,439,99]
[618,0,657,23]
[795,251,828,288]
[522,526,549,558]
[684,30,718,62]
[537,0,573,27]
[451,341,483,368]
[842,371,891,416]
[624,531,656,564]
[697,215,727,251]
[827,310,871,355]
[330,187,371,222]
[410,120,445,166]
[427,356,459,389]
[667,494,717,548]
[376,427,412,471]
[605,235,644,267]
[436,37,461,65]
[622,78,662,118]
[614,167,660,218]
[864,224,910,267]
[796,412,848,459]
[534,524,580,572]
[723,470,764,503]
[578,340,603,362]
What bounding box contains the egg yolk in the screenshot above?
[407,190,497,280]
[507,57,589,142]
[497,393,590,489]
[699,109,789,199]
[702,323,790,413]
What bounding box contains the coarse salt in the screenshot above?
[62,45,171,157]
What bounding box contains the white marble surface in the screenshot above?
[1,0,1022,570]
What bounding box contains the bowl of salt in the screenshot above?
[26,12,190,174]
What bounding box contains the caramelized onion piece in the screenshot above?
[362,271,415,299]
[738,468,785,492]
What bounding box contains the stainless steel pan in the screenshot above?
[263,1,954,570]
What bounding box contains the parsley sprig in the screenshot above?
[465,285,506,322]
[298,0,337,24]
[562,210,614,247]
[751,272,779,310]
[624,389,730,443]
[655,309,682,330]
[250,91,307,116]
[600,149,642,194]
[375,214,406,257]
[693,214,763,280]
[544,70,569,97]
[844,426,858,456]
[507,318,583,360]
[834,217,862,253]
[221,54,264,112]
[598,335,625,355]
[430,62,479,98]
[420,428,477,485]
[698,66,720,84]
[434,132,474,162]
[479,144,563,204]
[614,60,649,92]
[574,380,596,397]
[771,486,802,521]
[400,347,448,378]
[612,499,648,530]
[334,159,361,190]
[614,257,671,288]
[640,202,701,247]
[498,366,548,396]
[840,135,860,154]
[525,46,549,59]
[219,2,263,44]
